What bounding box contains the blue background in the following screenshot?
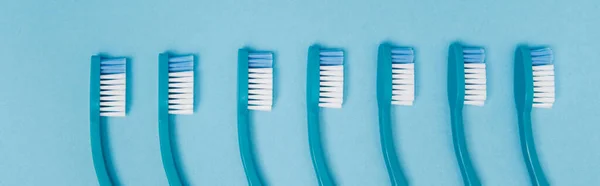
[1,0,599,185]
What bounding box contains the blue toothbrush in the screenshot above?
[238,48,273,185]
[159,53,195,186]
[377,43,413,186]
[514,45,554,186]
[448,42,487,186]
[90,55,127,185]
[307,44,344,186]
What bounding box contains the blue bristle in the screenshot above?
[248,59,272,64]
[249,53,273,60]
[320,51,344,57]
[169,66,193,72]
[248,52,273,68]
[101,69,126,74]
[320,50,343,66]
[320,56,344,62]
[463,47,485,63]
[319,60,343,66]
[530,47,553,66]
[169,61,193,68]
[100,58,125,74]
[169,55,193,63]
[391,48,414,64]
[463,48,485,54]
[168,55,193,72]
[100,64,125,70]
[100,58,126,65]
[530,48,552,56]
[391,48,414,55]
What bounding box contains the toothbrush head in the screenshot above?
[247,52,274,111]
[318,49,344,109]
[99,57,127,117]
[167,55,194,115]
[448,42,486,108]
[515,45,555,111]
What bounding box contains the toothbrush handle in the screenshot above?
[378,106,409,186]
[518,112,550,186]
[237,48,265,186]
[90,56,114,186]
[158,53,184,186]
[308,109,336,186]
[307,44,335,186]
[238,110,265,186]
[158,115,184,186]
[90,118,113,186]
[450,110,481,186]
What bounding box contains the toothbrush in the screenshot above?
[514,45,553,186]
[158,53,194,186]
[448,42,486,186]
[237,48,273,185]
[376,43,412,186]
[90,55,127,185]
[306,44,344,186]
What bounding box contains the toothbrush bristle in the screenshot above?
[391,48,415,106]
[248,52,273,111]
[531,47,555,108]
[100,58,126,117]
[319,50,344,108]
[168,55,194,115]
[463,47,486,106]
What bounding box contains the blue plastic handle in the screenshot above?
[514,45,550,186]
[377,43,409,186]
[237,48,266,186]
[90,55,115,186]
[448,42,482,186]
[307,44,336,186]
[158,53,185,186]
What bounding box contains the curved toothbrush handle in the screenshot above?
[518,112,550,186]
[450,110,481,186]
[158,53,184,186]
[378,106,409,186]
[308,109,336,186]
[90,55,114,186]
[307,44,335,186]
[237,48,265,186]
[90,117,113,186]
[158,115,184,186]
[238,109,265,186]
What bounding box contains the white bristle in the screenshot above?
[169,71,193,77]
[100,79,125,85]
[532,64,555,108]
[100,85,125,90]
[100,106,125,112]
[100,112,126,117]
[100,96,125,101]
[319,50,344,109]
[100,74,125,79]
[248,52,273,111]
[99,58,126,117]
[168,55,194,115]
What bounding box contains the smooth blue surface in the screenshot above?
[0,0,599,185]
